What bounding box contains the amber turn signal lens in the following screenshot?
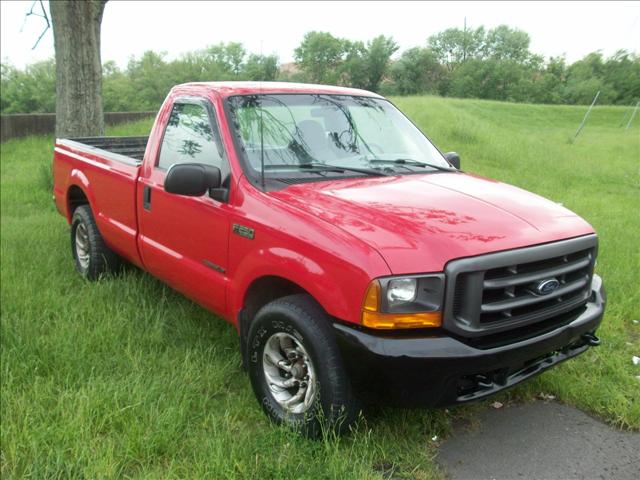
[362,280,381,312]
[362,310,442,329]
[361,280,442,329]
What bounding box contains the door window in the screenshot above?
[158,103,225,171]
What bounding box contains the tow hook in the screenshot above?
[582,333,601,347]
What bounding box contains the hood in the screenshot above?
[270,172,594,274]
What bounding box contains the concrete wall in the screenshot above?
[0,112,156,143]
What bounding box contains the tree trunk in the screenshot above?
[50,1,107,138]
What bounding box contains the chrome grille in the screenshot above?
[444,235,597,338]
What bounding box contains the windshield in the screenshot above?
[227,94,451,184]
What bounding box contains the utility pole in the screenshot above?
[572,90,600,142]
[463,17,467,63]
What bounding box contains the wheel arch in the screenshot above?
[237,274,337,369]
[65,169,96,223]
[67,185,89,220]
[241,275,311,318]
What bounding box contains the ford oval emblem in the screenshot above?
[535,278,560,295]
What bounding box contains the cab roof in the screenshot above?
[173,81,383,99]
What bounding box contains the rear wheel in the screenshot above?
[70,205,120,280]
[247,294,360,436]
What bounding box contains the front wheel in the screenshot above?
[247,294,360,436]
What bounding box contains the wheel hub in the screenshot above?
[262,332,317,414]
[75,223,90,269]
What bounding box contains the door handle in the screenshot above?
[143,186,152,211]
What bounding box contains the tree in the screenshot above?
[203,42,246,77]
[0,59,56,113]
[483,25,532,63]
[564,52,617,104]
[126,51,173,110]
[243,54,279,81]
[225,42,247,77]
[428,26,485,69]
[295,33,397,92]
[603,50,640,105]
[294,31,345,84]
[449,58,538,102]
[528,56,567,104]
[340,40,368,88]
[390,47,445,95]
[102,61,137,112]
[49,0,108,137]
[363,35,398,92]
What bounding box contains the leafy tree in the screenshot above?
[390,47,445,95]
[527,56,568,104]
[340,40,368,88]
[603,50,640,105]
[0,64,12,112]
[483,25,532,62]
[450,58,539,102]
[243,54,279,81]
[102,61,138,111]
[191,43,248,80]
[294,33,397,92]
[428,26,486,69]
[364,35,398,92]
[564,52,617,104]
[125,51,173,110]
[294,31,346,84]
[225,42,247,77]
[0,60,56,113]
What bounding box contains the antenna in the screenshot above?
[260,97,265,188]
[260,39,265,189]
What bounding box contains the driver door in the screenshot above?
[137,97,231,315]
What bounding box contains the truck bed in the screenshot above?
[53,135,146,268]
[62,136,149,165]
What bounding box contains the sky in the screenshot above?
[1,0,638,69]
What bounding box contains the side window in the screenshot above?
[158,103,225,171]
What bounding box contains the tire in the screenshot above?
[247,294,360,437]
[70,205,120,280]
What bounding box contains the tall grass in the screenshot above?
[1,101,639,478]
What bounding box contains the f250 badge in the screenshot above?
[233,224,255,240]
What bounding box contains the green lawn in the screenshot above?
[2,97,639,479]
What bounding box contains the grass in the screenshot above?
[1,98,639,478]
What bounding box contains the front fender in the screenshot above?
[229,245,375,327]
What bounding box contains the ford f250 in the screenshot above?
[53,82,605,435]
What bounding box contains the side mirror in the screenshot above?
[444,152,461,169]
[164,163,221,196]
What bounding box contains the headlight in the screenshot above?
[387,278,417,303]
[361,274,444,329]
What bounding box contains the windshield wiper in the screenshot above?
[265,162,390,177]
[368,158,456,172]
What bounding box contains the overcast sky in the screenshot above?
[1,1,638,69]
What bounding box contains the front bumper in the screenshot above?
[333,275,605,407]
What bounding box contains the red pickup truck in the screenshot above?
[53,82,605,435]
